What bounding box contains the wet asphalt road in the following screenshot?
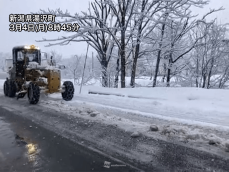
[0,107,137,172]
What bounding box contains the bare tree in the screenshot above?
[50,50,62,64]
[151,1,223,87]
[37,0,117,87]
[102,0,136,88]
[66,55,82,84]
[190,22,228,88]
[129,0,164,87]
[45,50,63,66]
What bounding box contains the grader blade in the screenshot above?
[17,92,27,100]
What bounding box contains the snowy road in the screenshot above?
[0,95,229,171]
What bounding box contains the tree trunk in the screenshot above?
[114,58,120,88]
[130,4,145,87]
[120,28,126,88]
[202,74,207,88]
[218,78,223,88]
[195,58,199,87]
[207,58,214,89]
[130,43,140,88]
[162,63,166,82]
[195,78,198,88]
[207,71,212,89]
[166,69,171,87]
[166,49,173,87]
[153,23,166,87]
[130,58,137,87]
[101,57,108,87]
[153,50,161,87]
[166,58,172,87]
[150,71,153,80]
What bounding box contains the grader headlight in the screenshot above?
[24,45,40,50]
[30,45,35,49]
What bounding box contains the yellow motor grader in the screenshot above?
[3,45,74,104]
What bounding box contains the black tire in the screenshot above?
[27,83,40,104]
[62,81,74,101]
[3,80,9,97]
[8,81,17,98]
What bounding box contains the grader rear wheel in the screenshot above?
[3,81,9,97]
[62,81,74,101]
[28,83,40,104]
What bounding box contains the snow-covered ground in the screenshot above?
[49,79,229,153]
[0,75,229,153]
[55,80,229,128]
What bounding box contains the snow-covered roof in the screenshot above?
[12,45,27,50]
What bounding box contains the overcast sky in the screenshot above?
[0,0,229,58]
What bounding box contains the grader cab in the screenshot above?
[3,45,74,104]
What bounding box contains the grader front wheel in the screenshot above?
[28,83,40,104]
[8,81,17,98]
[62,81,74,101]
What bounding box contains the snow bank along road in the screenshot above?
[0,93,229,171]
[74,86,229,128]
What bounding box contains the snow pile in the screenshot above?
[44,65,60,72]
[39,99,229,152]
[28,62,39,65]
[27,61,60,72]
[27,62,40,69]
[161,125,229,152]
[161,124,229,152]
[27,62,49,70]
[39,99,150,132]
